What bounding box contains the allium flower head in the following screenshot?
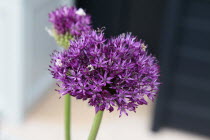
[48,6,92,48]
[49,6,91,36]
[49,30,160,116]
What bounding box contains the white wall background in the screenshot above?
[0,0,74,124]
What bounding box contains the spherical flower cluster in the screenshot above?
[49,6,91,36]
[49,30,160,116]
[48,6,92,48]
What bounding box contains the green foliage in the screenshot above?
[49,29,73,49]
[55,32,74,49]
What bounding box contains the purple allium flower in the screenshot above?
[49,30,160,117]
[49,6,92,37]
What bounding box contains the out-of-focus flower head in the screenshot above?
[49,29,160,117]
[48,6,92,49]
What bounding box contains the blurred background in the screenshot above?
[0,0,210,139]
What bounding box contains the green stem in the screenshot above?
[88,111,104,140]
[64,94,71,140]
